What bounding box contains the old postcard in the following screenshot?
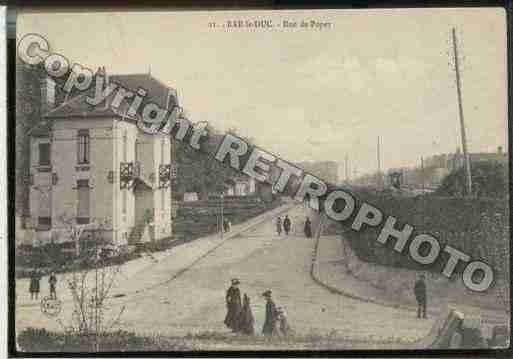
[12,7,510,353]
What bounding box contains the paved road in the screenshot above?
[16,204,434,346]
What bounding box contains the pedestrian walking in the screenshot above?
[283,215,291,236]
[224,279,242,332]
[304,217,312,239]
[237,293,255,335]
[262,290,279,337]
[29,269,40,300]
[414,274,427,319]
[49,272,57,299]
[276,217,282,236]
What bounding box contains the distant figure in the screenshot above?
[414,274,427,319]
[283,215,291,236]
[304,217,312,239]
[276,217,282,236]
[262,290,278,336]
[223,218,230,233]
[49,272,57,299]
[224,279,242,331]
[237,293,255,335]
[29,269,40,300]
[276,306,293,337]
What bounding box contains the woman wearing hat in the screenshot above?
[224,279,242,332]
[237,293,255,335]
[262,290,278,337]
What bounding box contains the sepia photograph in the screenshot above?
[11,7,510,353]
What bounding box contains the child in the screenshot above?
[276,306,293,337]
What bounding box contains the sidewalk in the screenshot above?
[311,234,508,339]
[16,201,297,308]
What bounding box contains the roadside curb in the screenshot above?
[309,224,507,348]
[309,221,400,308]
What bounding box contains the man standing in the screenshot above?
[224,279,242,332]
[283,215,291,236]
[414,274,427,319]
[49,272,57,300]
[262,290,278,337]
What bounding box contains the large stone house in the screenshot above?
[26,70,177,248]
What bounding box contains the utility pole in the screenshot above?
[377,136,382,189]
[452,28,472,196]
[345,155,349,184]
[220,193,224,240]
[421,156,425,194]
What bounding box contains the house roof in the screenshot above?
[44,73,178,120]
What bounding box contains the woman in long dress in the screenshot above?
[237,294,255,335]
[304,217,312,238]
[224,279,242,331]
[262,290,278,337]
[29,269,40,300]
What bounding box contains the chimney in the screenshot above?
[40,77,56,115]
[103,66,110,85]
[96,66,110,110]
[166,88,178,111]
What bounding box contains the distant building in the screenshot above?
[296,161,339,184]
[446,147,508,172]
[224,175,256,197]
[183,192,199,202]
[25,69,177,248]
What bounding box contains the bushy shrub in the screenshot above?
[342,190,509,278]
[17,328,194,352]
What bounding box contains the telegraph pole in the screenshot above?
[377,136,382,189]
[421,156,425,194]
[345,155,349,184]
[220,193,224,240]
[452,28,472,196]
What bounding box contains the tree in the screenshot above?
[15,61,45,217]
[52,214,126,351]
[436,161,507,198]
[174,125,252,200]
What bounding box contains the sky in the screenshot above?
[18,8,508,177]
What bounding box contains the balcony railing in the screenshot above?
[120,161,176,189]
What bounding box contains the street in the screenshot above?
[16,204,437,346]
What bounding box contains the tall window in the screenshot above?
[38,143,50,166]
[77,179,90,224]
[77,129,90,164]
